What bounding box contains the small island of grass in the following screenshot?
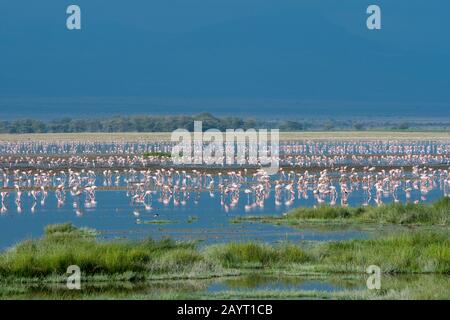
[232,198,450,226]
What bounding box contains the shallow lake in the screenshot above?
[0,170,447,250]
[0,188,371,250]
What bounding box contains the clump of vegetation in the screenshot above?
[236,198,450,226]
[205,242,312,268]
[206,231,449,274]
[44,223,96,239]
[316,231,450,274]
[0,223,198,278]
[361,198,450,225]
[152,249,204,273]
[0,224,448,282]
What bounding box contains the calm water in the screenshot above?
[1,139,448,249]
[0,187,371,250]
[0,171,447,250]
[4,274,448,299]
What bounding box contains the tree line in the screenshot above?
[0,113,307,134]
[0,113,446,134]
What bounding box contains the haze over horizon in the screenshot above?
[0,0,449,119]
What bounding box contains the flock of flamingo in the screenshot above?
[0,140,448,170]
[0,139,449,216]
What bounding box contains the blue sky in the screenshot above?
[0,0,449,118]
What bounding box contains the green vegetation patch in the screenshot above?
[235,198,450,226]
[315,231,450,274]
[0,224,199,278]
[0,224,448,282]
[205,242,312,269]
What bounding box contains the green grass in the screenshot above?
[234,198,450,226]
[0,224,448,283]
[0,224,203,278]
[315,231,450,274]
[206,242,312,269]
[0,224,448,299]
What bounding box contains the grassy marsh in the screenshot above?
[233,198,450,226]
[0,223,448,299]
[0,223,448,280]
